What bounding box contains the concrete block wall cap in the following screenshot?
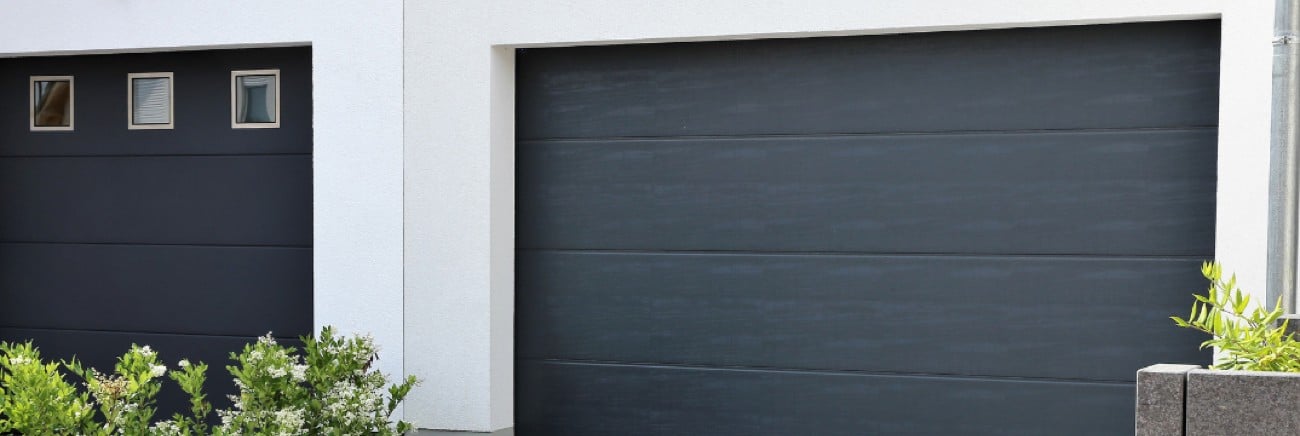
[1140,363,1202,373]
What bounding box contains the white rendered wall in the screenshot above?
[405,0,1271,431]
[0,0,407,417]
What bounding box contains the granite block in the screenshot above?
[1186,368,1300,435]
[1137,364,1198,436]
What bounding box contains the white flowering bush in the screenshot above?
[67,345,170,435]
[0,326,417,435]
[216,328,416,435]
[302,327,416,435]
[214,333,309,435]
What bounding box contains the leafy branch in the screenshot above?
[1172,262,1300,372]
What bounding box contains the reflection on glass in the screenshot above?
[33,80,71,127]
[132,77,171,125]
[235,75,276,124]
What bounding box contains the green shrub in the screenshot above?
[0,326,417,435]
[1172,261,1300,371]
[155,359,213,435]
[0,341,94,435]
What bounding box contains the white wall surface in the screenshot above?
[0,0,407,419]
[405,0,1272,431]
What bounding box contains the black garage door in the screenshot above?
[0,47,311,412]
[516,21,1218,435]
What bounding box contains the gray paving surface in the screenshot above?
[412,429,513,436]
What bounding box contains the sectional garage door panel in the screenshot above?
[0,48,311,156]
[517,252,1210,382]
[517,20,1218,435]
[0,155,312,246]
[0,48,312,418]
[517,21,1220,140]
[0,243,311,336]
[518,129,1217,255]
[518,361,1135,436]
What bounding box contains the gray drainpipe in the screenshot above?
[1269,0,1300,315]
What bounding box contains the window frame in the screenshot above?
[127,71,175,130]
[29,75,74,132]
[230,69,281,129]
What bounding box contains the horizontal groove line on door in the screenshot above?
[0,153,312,159]
[515,247,1212,261]
[0,241,311,249]
[517,125,1219,144]
[0,326,305,342]
[519,358,1135,386]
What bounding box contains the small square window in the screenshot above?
[231,69,280,129]
[129,72,174,130]
[30,75,74,131]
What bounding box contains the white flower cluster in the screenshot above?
[245,335,308,383]
[262,363,307,382]
[319,378,386,430]
[266,366,286,378]
[291,364,307,382]
[273,408,306,434]
[151,420,183,436]
[218,405,307,435]
[218,407,238,428]
[318,332,378,363]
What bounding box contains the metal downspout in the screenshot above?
[1269,0,1300,314]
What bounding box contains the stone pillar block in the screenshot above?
[1136,364,1198,436]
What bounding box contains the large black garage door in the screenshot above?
[516,21,1218,435]
[0,47,311,411]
